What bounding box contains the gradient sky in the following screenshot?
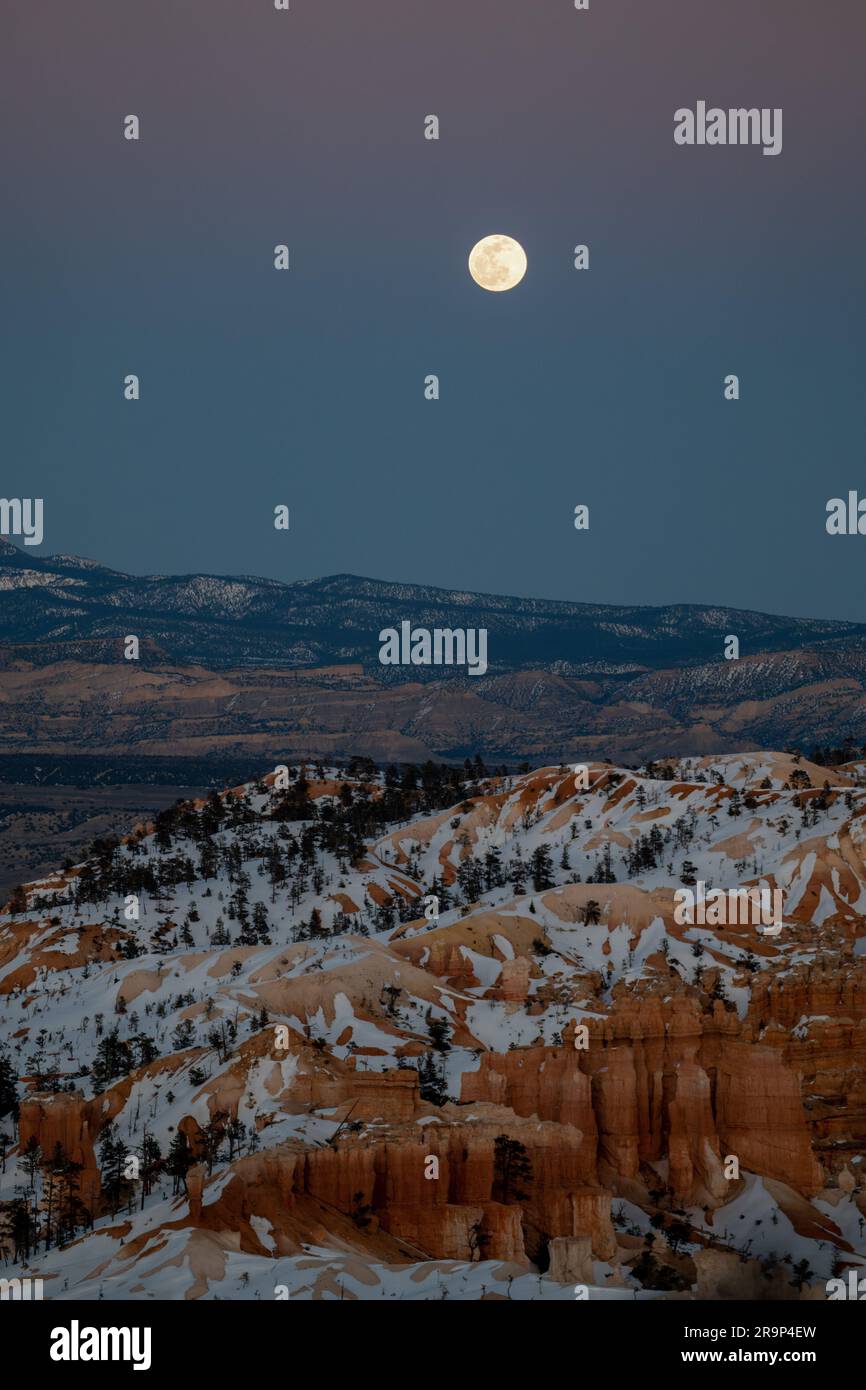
[3,0,865,619]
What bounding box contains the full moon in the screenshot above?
[468,234,527,292]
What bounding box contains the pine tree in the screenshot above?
[483,847,503,891]
[198,839,219,880]
[6,884,27,915]
[226,1117,247,1161]
[427,1014,452,1053]
[8,1195,37,1261]
[171,1019,195,1051]
[92,1029,134,1091]
[131,1032,159,1067]
[272,773,312,822]
[41,1141,64,1249]
[252,901,271,944]
[98,1123,132,1216]
[0,1051,19,1122]
[492,1135,533,1204]
[200,1112,227,1175]
[508,852,526,895]
[166,1131,194,1195]
[41,1142,87,1247]
[529,844,555,892]
[212,915,231,947]
[381,985,402,1018]
[418,1052,447,1106]
[137,1128,163,1208]
[21,1135,42,1190]
[206,1022,232,1064]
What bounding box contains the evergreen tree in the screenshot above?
[529,844,555,892]
[6,884,27,915]
[0,1051,19,1122]
[457,857,484,904]
[252,901,271,944]
[492,1135,533,1204]
[272,774,312,822]
[131,1032,159,1067]
[41,1142,88,1248]
[171,1019,195,1051]
[226,1117,247,1161]
[92,1029,134,1091]
[249,1004,270,1034]
[98,1123,132,1216]
[200,1112,228,1175]
[20,1135,42,1191]
[7,1195,37,1261]
[137,1128,163,1208]
[166,1131,194,1196]
[207,1022,233,1064]
[418,1053,448,1106]
[198,839,219,881]
[427,1014,452,1053]
[381,985,402,1018]
[212,915,231,947]
[508,852,527,895]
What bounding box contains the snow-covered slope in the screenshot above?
[1,755,865,1300]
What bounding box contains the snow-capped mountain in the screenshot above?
[1,538,864,673]
[4,542,866,764]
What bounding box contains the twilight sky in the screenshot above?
[3,0,865,619]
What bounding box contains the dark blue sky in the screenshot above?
[4,0,865,618]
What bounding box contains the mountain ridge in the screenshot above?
[2,541,864,676]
